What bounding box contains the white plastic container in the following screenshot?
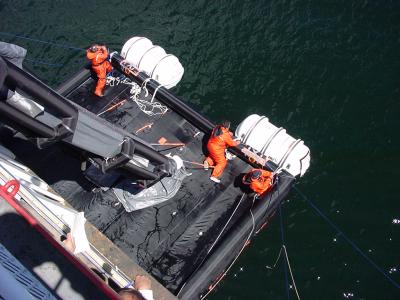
[152,55,184,89]
[121,36,184,89]
[121,37,142,58]
[122,37,153,67]
[138,46,167,75]
[235,114,310,177]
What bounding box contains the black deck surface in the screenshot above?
[1,73,295,295]
[64,77,257,291]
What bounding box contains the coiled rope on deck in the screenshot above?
[131,81,168,116]
[294,186,400,290]
[105,75,168,117]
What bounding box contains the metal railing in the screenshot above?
[0,157,132,299]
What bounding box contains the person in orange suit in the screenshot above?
[86,45,112,97]
[204,121,240,183]
[242,169,274,195]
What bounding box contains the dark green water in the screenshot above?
[1,0,400,299]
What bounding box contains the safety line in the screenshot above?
[24,58,63,67]
[200,196,257,299]
[279,204,291,300]
[266,246,284,270]
[294,186,400,290]
[282,245,301,300]
[265,244,301,300]
[207,193,246,255]
[176,193,247,297]
[0,31,85,51]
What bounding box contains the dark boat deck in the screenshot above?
[62,75,256,291]
[1,70,295,297]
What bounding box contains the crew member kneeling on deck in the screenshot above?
[204,121,240,183]
[86,44,112,97]
[243,169,273,196]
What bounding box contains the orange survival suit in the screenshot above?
[86,45,112,97]
[205,125,239,179]
[243,169,273,195]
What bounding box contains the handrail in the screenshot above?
[0,179,120,300]
[0,161,132,288]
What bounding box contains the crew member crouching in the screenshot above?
[86,45,112,97]
[243,169,274,196]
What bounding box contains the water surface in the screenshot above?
[1,0,399,298]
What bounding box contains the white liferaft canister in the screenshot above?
[121,36,184,89]
[138,46,167,76]
[235,114,310,177]
[151,55,184,89]
[122,37,153,67]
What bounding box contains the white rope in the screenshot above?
[282,245,301,300]
[265,246,284,270]
[129,81,168,117]
[207,193,246,255]
[199,195,301,300]
[150,82,165,103]
[106,74,137,87]
[108,56,169,117]
[141,78,152,97]
[200,196,256,300]
[129,82,141,97]
[176,193,247,297]
[106,73,167,117]
[265,245,301,300]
